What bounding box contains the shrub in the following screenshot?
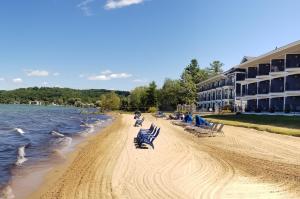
[148,107,158,113]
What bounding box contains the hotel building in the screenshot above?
[197,40,300,114]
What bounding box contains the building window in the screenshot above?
[285,96,300,112]
[286,74,300,91]
[236,73,246,81]
[236,83,241,96]
[271,77,284,92]
[270,97,284,112]
[271,59,285,72]
[258,64,270,76]
[258,98,269,112]
[247,99,257,112]
[247,67,257,78]
[258,80,270,94]
[286,54,300,68]
[247,83,257,95]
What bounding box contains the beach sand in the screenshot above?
[29,114,300,199]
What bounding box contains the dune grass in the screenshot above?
[202,114,300,137]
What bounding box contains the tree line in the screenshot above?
[0,59,223,112]
[0,87,129,108]
[121,59,224,112]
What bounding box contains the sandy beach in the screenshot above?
[29,114,300,199]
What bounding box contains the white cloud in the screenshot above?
[12,78,23,83]
[105,0,144,10]
[53,72,60,76]
[88,71,132,81]
[101,70,112,75]
[88,75,111,80]
[0,77,5,81]
[26,70,49,77]
[77,0,95,16]
[133,78,147,83]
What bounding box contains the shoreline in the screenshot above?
[28,113,121,199]
[27,114,300,198]
[1,115,115,199]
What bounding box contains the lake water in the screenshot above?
[0,104,111,198]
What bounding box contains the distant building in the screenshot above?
[29,100,42,105]
[197,40,300,114]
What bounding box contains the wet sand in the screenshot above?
[29,114,300,199]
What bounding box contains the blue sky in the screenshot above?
[1,0,300,91]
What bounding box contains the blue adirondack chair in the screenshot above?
[138,128,160,149]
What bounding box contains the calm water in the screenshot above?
[0,104,111,191]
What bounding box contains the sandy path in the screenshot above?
[31,114,300,199]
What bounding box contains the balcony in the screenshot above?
[246,99,257,112]
[236,83,241,97]
[258,80,270,94]
[286,54,300,70]
[258,98,269,112]
[271,59,285,73]
[236,73,246,81]
[271,77,285,93]
[286,74,300,91]
[242,85,247,96]
[270,97,284,112]
[285,96,300,112]
[247,83,257,95]
[247,67,257,79]
[258,63,270,77]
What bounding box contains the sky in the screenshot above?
[0,0,300,91]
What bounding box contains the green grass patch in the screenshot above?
[202,114,300,137]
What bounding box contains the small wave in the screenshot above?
[15,146,27,166]
[14,128,25,135]
[50,131,65,138]
[51,137,72,147]
[0,185,15,199]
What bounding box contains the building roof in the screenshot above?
[240,56,256,64]
[235,40,300,68]
[197,73,226,86]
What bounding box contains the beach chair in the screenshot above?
[137,126,157,141]
[137,128,160,149]
[211,124,225,136]
[134,117,144,127]
[195,123,218,136]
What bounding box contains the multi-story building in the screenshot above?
[197,40,300,114]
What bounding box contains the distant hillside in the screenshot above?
[0,87,130,105]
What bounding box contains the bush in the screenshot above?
[148,107,158,113]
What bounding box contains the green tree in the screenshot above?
[100,92,121,111]
[208,60,224,76]
[158,78,182,111]
[129,86,148,111]
[146,81,158,108]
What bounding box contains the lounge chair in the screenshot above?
[137,128,160,149]
[134,117,144,127]
[194,123,218,136]
[211,124,225,136]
